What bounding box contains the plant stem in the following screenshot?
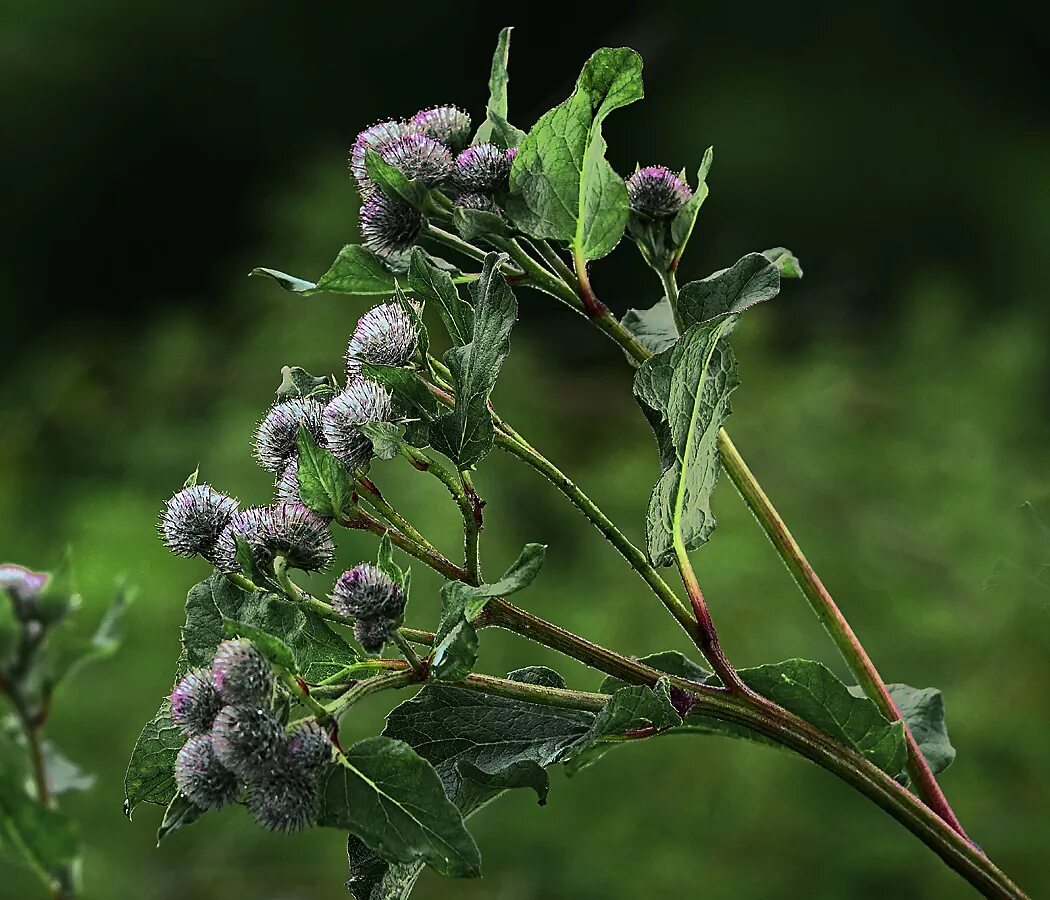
[572,249,609,319]
[355,476,440,554]
[717,429,968,835]
[425,224,526,278]
[339,508,469,582]
[273,556,307,604]
[324,669,420,719]
[389,629,424,676]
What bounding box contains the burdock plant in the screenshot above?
[126,27,1030,900]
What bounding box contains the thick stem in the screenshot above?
[339,508,469,582]
[717,429,968,835]
[572,249,609,319]
[389,629,425,676]
[356,476,440,554]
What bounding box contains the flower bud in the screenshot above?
[283,720,332,775]
[322,380,393,470]
[454,192,500,214]
[245,769,318,834]
[332,563,405,620]
[0,564,49,619]
[379,134,453,187]
[349,119,417,194]
[174,735,239,810]
[353,616,394,654]
[626,166,693,219]
[170,668,224,737]
[359,192,423,259]
[409,105,472,153]
[253,398,327,474]
[212,638,274,707]
[158,485,239,563]
[211,704,285,779]
[254,503,336,573]
[213,507,269,575]
[453,143,511,192]
[345,302,418,377]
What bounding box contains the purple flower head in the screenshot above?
[626,166,693,219]
[254,503,335,573]
[211,638,274,707]
[283,720,332,775]
[453,143,511,192]
[349,119,417,194]
[345,302,418,378]
[245,768,318,833]
[213,506,269,575]
[454,192,500,214]
[379,133,453,186]
[0,564,49,610]
[322,380,393,470]
[211,704,285,779]
[174,735,239,811]
[359,192,423,259]
[331,563,405,621]
[409,105,472,153]
[275,458,301,505]
[170,668,224,737]
[158,485,239,563]
[353,615,394,654]
[253,398,327,474]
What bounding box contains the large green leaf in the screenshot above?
[318,736,481,879]
[431,253,517,468]
[124,703,184,812]
[506,48,643,261]
[348,667,596,897]
[472,26,527,149]
[407,248,474,347]
[634,316,739,566]
[676,252,782,329]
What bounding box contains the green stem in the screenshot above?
[273,556,307,604]
[531,238,578,286]
[339,508,469,582]
[356,476,440,554]
[657,265,687,335]
[324,669,420,719]
[389,629,424,676]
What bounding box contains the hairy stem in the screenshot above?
[356,476,440,554]
[389,629,425,676]
[339,508,469,582]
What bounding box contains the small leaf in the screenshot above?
[452,206,512,243]
[277,365,337,402]
[431,253,517,468]
[461,543,546,621]
[407,248,474,347]
[317,736,481,878]
[250,267,316,293]
[849,683,955,777]
[676,252,781,329]
[506,48,644,261]
[295,427,354,518]
[359,363,439,429]
[182,466,200,488]
[457,759,548,806]
[762,246,803,279]
[360,421,408,462]
[313,245,399,296]
[222,618,297,673]
[670,146,714,253]
[41,743,95,796]
[472,27,527,149]
[430,583,479,682]
[622,297,679,356]
[365,148,431,210]
[156,794,205,845]
[375,534,408,590]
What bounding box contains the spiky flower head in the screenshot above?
[409,105,472,153]
[322,380,393,470]
[253,503,335,573]
[353,616,393,654]
[275,458,301,505]
[253,398,327,474]
[174,735,239,810]
[359,192,423,259]
[211,638,274,707]
[332,563,405,620]
[454,192,500,214]
[453,143,512,192]
[211,704,285,779]
[212,507,269,575]
[158,485,238,562]
[345,302,418,377]
[171,668,224,737]
[379,133,453,187]
[245,769,318,833]
[283,720,332,775]
[626,166,693,219]
[349,119,417,194]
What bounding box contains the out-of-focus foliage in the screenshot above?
[0,1,1047,897]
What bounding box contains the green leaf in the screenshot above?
[634,316,739,566]
[222,618,296,673]
[670,146,714,252]
[360,421,408,461]
[676,252,781,329]
[622,297,679,356]
[182,466,200,488]
[0,766,79,887]
[318,736,481,878]
[849,683,955,776]
[392,283,429,367]
[431,253,517,468]
[41,743,95,796]
[295,427,354,519]
[460,542,546,621]
[472,27,527,149]
[277,365,338,402]
[430,582,479,682]
[506,48,643,261]
[456,759,548,805]
[763,246,804,279]
[407,248,474,347]
[452,206,512,243]
[249,267,316,293]
[156,794,205,845]
[360,362,439,445]
[375,534,409,590]
[124,703,184,812]
[365,148,431,210]
[313,245,399,296]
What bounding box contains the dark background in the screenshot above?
[1,2,1048,898]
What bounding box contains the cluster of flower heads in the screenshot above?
[171,638,332,832]
[331,563,406,652]
[350,105,517,258]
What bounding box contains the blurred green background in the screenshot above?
[1,2,1048,898]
